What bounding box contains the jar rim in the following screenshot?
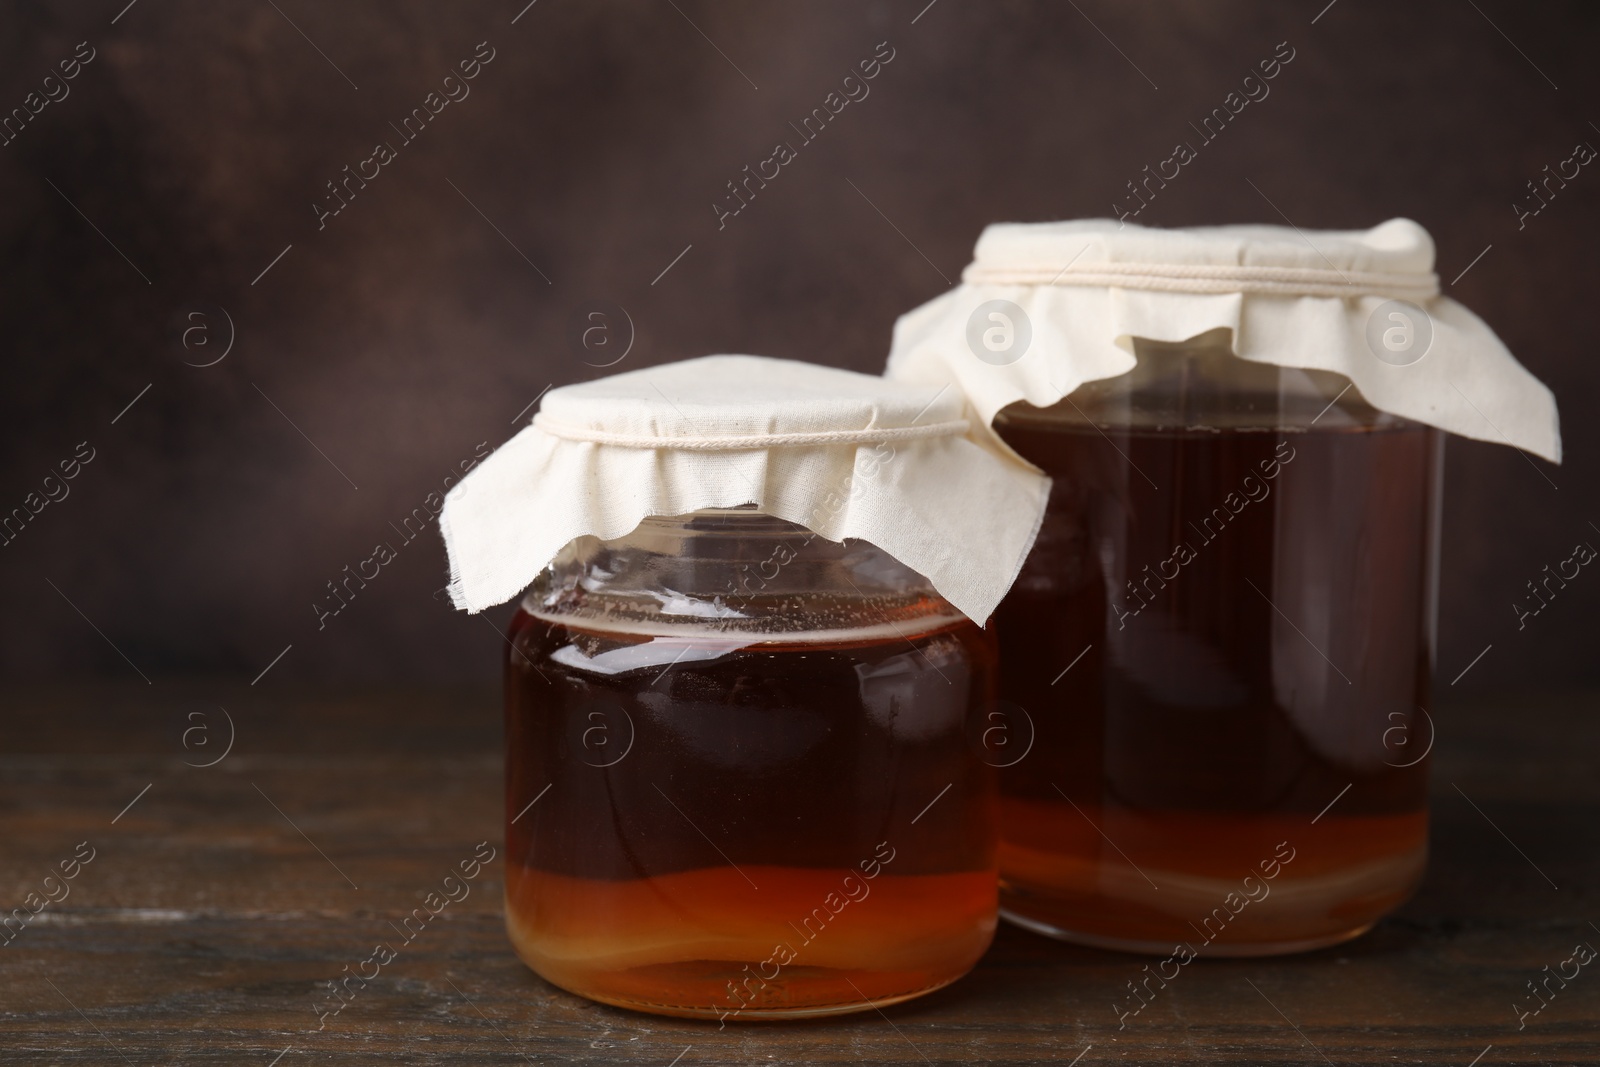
[526,509,971,640]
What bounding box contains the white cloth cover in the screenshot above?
[440,355,1051,624]
[885,218,1561,463]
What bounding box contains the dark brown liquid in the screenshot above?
[993,418,1439,952]
[504,607,999,1017]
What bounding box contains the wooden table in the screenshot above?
[2,683,1596,1065]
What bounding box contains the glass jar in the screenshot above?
[992,330,1443,955]
[503,509,999,1019]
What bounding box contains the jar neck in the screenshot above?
[998,330,1412,433]
[525,509,964,637]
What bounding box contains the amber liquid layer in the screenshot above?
[993,420,1438,954]
[505,608,999,1018]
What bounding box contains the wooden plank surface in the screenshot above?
[1,683,1597,1065]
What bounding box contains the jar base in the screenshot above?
[996,810,1426,957]
[503,870,996,1021]
[999,907,1375,958]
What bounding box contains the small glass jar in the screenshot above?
[503,509,999,1019]
[992,331,1443,955]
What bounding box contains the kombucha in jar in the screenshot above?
[503,510,999,1019]
[992,337,1443,955]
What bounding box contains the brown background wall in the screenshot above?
[0,0,1594,691]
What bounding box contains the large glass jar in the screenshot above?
[992,331,1443,955]
[503,509,999,1019]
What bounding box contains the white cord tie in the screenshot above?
[532,415,971,450]
[963,260,1441,300]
